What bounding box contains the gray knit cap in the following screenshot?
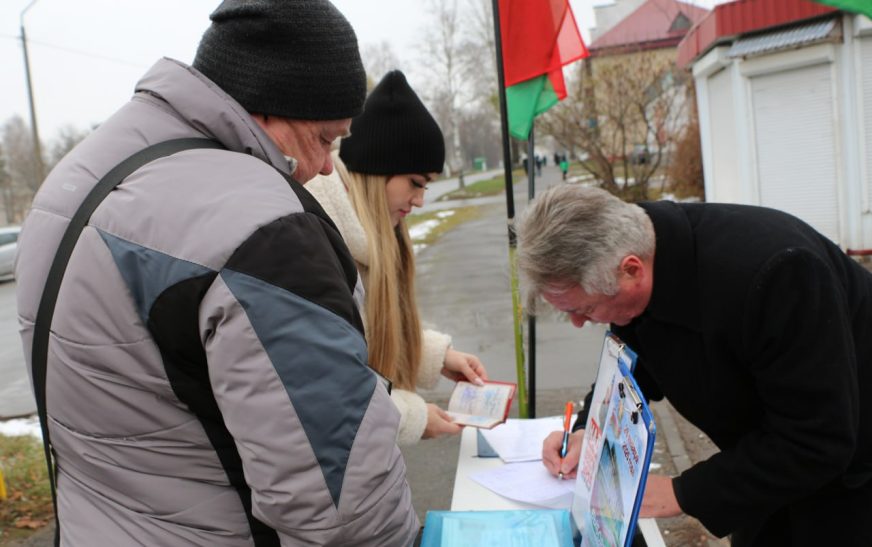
[192,0,366,120]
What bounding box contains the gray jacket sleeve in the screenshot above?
[201,211,418,545]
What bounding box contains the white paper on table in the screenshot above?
[469,461,576,509]
[480,416,575,463]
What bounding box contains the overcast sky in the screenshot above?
[0,0,719,141]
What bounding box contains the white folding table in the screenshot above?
[450,427,667,547]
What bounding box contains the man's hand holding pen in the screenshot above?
[544,401,581,480]
[542,430,583,480]
[541,423,684,518]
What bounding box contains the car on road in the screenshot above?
[0,225,21,281]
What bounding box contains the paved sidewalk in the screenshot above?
[0,280,31,420]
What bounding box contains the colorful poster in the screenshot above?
[571,333,656,547]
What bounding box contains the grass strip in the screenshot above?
[0,433,53,543]
[435,169,524,202]
[406,206,481,246]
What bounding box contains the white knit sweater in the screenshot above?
[306,171,451,445]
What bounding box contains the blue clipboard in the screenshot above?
[420,509,574,547]
[571,332,656,547]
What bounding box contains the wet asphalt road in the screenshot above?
[0,279,32,419]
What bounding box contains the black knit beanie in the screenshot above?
[192,0,366,120]
[339,70,445,175]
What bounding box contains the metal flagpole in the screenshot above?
[490,0,528,418]
[527,127,536,418]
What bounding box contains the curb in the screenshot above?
[652,401,692,474]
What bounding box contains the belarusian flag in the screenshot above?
[499,0,588,140]
[812,0,872,18]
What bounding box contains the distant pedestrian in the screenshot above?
[559,155,569,181]
[535,155,543,176]
[14,1,418,545]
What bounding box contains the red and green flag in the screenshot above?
[812,0,872,19]
[499,0,589,140]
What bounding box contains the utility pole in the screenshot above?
[20,0,45,183]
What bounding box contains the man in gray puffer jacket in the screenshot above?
[14,1,418,545]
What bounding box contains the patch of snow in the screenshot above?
[409,208,459,255]
[566,174,594,184]
[0,416,42,439]
[408,219,440,241]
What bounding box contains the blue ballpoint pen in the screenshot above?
[558,401,573,480]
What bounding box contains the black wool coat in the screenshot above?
[610,200,872,537]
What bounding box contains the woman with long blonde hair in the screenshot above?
[306,70,487,445]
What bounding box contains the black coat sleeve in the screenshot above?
[672,249,859,537]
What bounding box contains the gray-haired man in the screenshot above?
[519,184,872,546]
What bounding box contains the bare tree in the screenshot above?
[540,51,689,201]
[406,0,506,177]
[0,117,90,222]
[0,142,13,224]
[361,41,404,90]
[462,0,498,112]
[418,0,468,185]
[48,124,91,171]
[1,115,45,221]
[460,106,501,172]
[459,0,514,170]
[666,80,704,200]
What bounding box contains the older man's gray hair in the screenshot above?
[517,185,655,306]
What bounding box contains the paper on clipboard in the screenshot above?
[572,333,656,547]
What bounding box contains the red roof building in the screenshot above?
[676,0,837,66]
[589,0,710,56]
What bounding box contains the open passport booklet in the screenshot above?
[422,333,656,547]
[445,380,517,429]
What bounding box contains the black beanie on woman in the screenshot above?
[192,0,366,120]
[339,70,445,175]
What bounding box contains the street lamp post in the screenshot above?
[20,0,45,182]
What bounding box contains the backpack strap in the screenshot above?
[31,138,224,546]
